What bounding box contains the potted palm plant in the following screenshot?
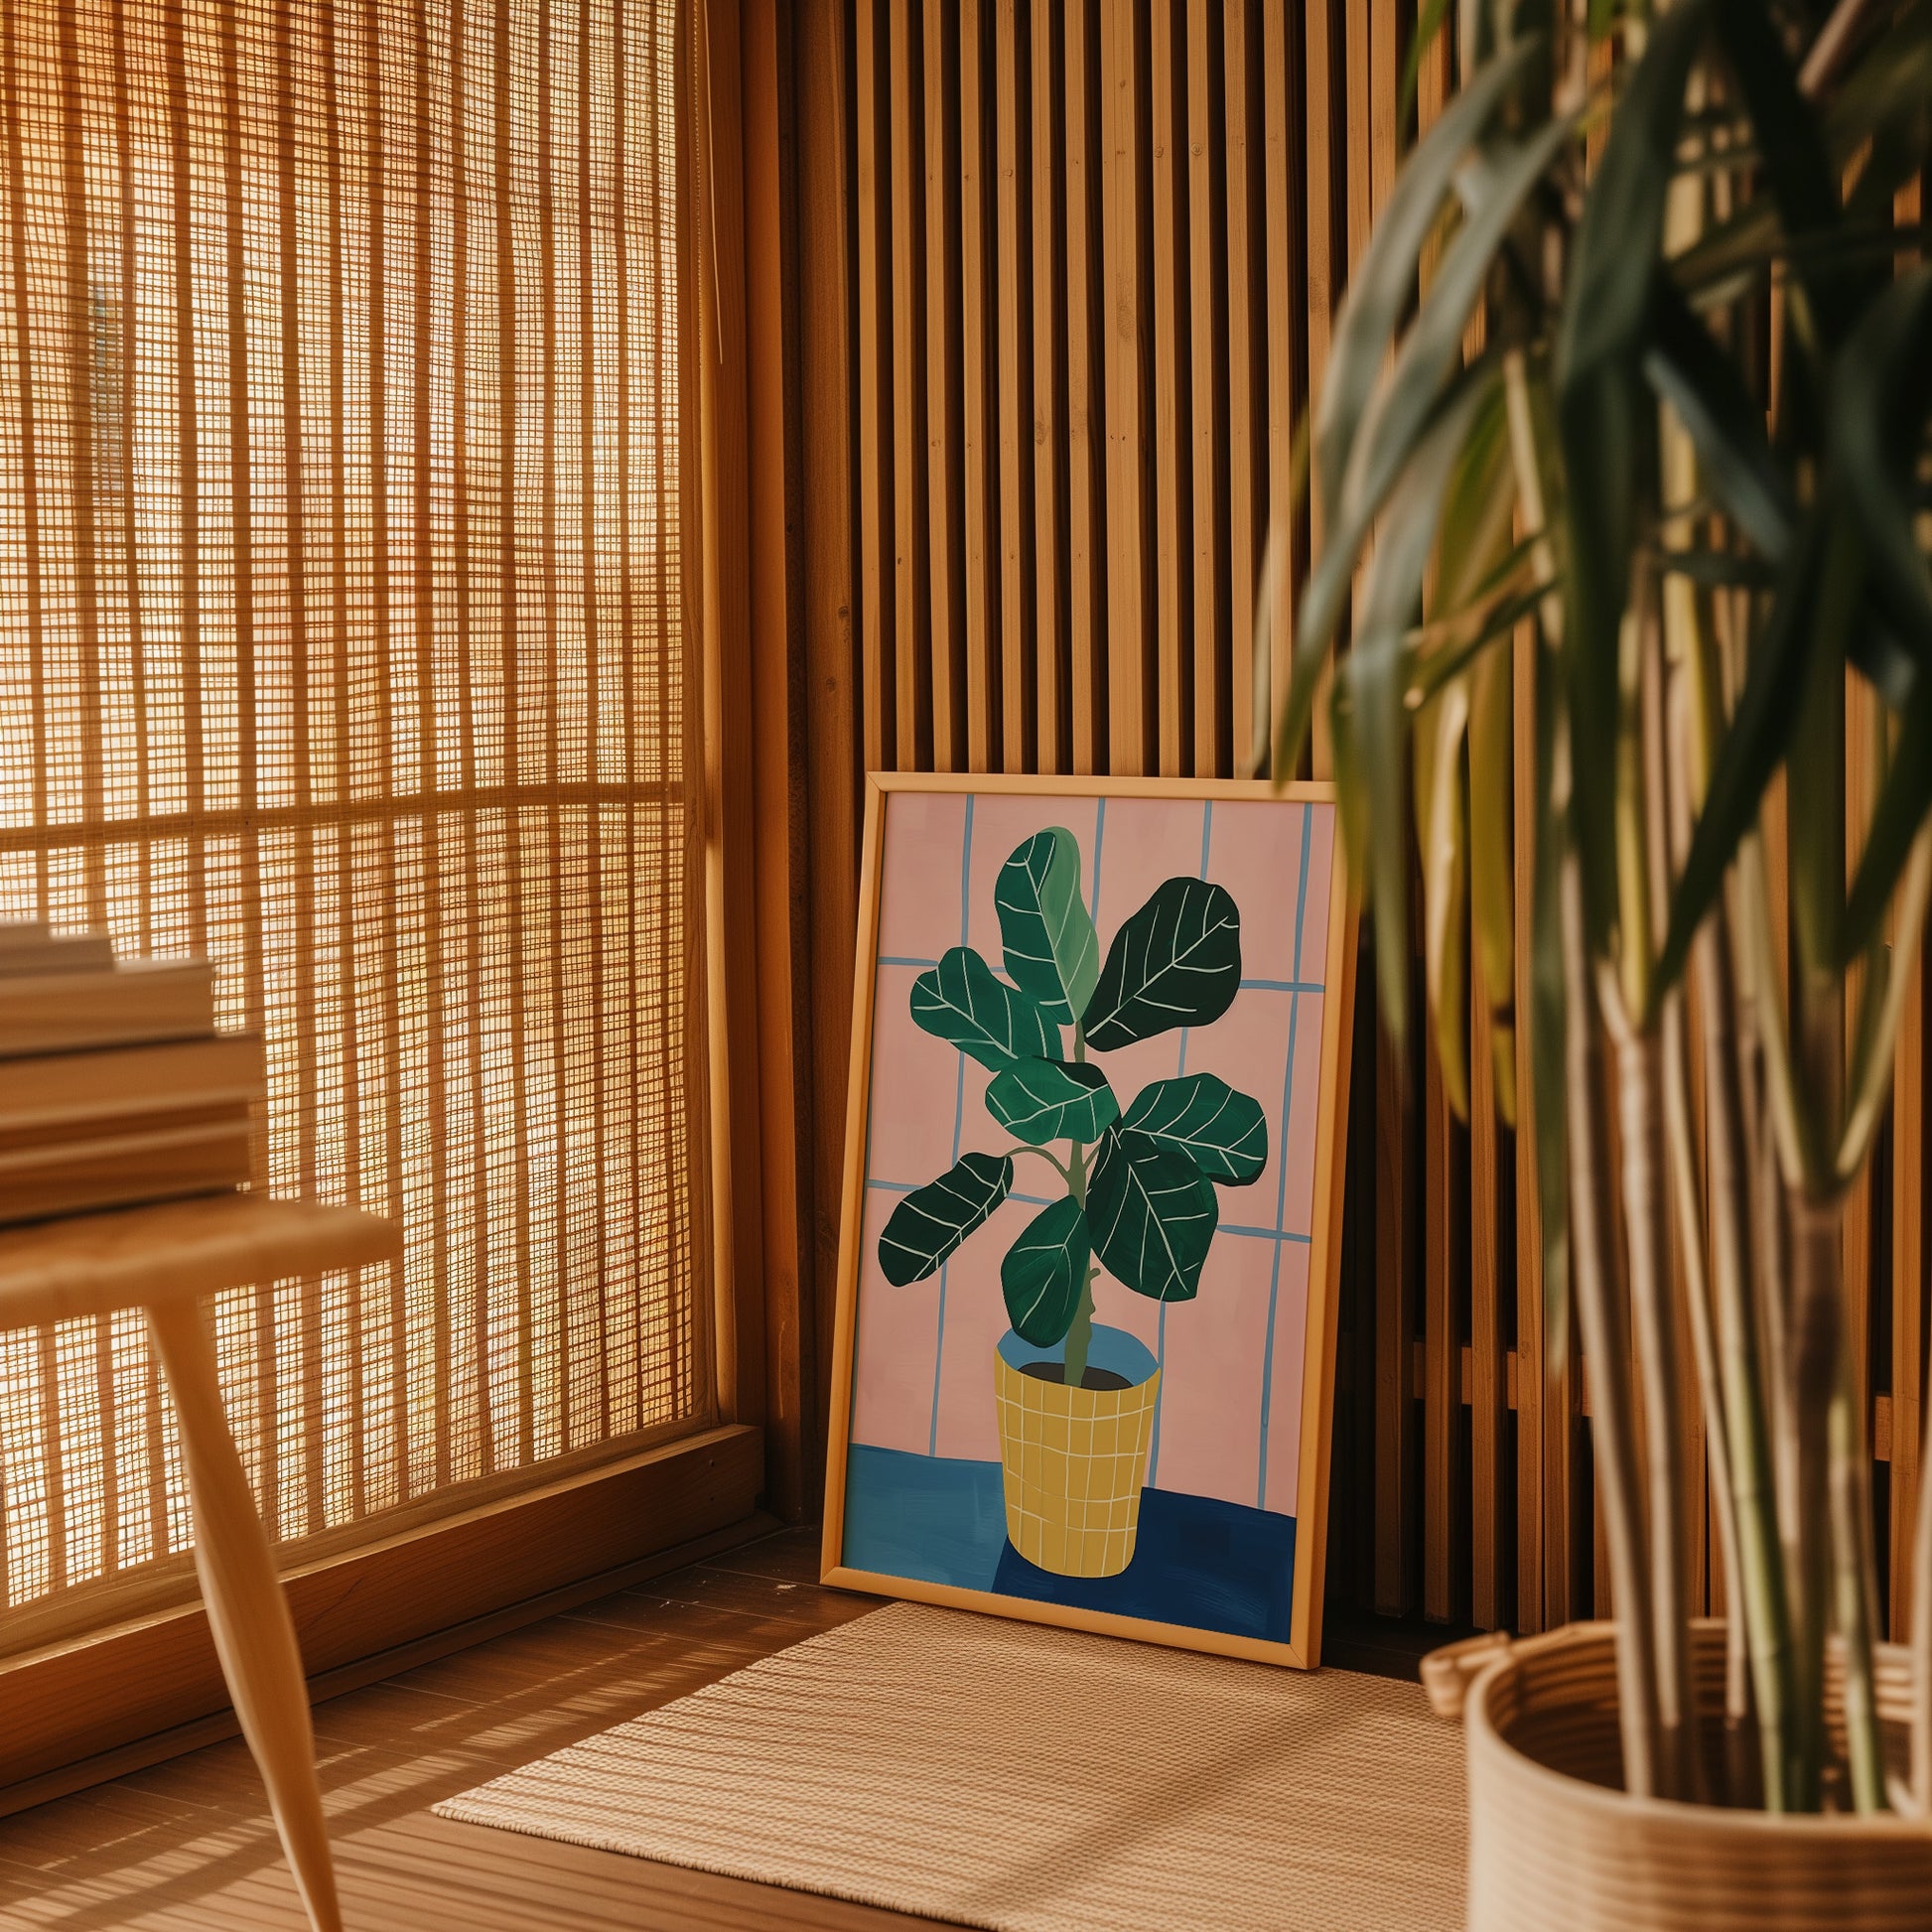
[1277,0,1932,1919]
[877,826,1271,1579]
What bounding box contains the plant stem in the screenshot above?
[1786,1181,1838,1812]
[1695,870,1796,1811]
[1605,980,1700,1801]
[1831,1354,1887,1812]
[1563,842,1663,1799]
[1006,1145,1073,1184]
[1062,1137,1095,1391]
[1913,1394,1932,1812]
[1687,880,1797,1806]
[1662,984,1749,1782]
[1669,584,1796,1807]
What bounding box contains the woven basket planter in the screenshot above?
[991,1324,1159,1580]
[1424,1619,1932,1931]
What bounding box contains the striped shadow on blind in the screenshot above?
[0,0,708,1652]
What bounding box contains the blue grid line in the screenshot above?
[868,1176,1311,1240]
[1256,803,1314,1509]
[1241,977,1322,993]
[879,954,939,969]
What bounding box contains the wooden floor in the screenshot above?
[0,1526,940,1930]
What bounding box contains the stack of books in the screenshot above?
[0,922,262,1225]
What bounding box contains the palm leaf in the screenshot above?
[1656,510,1830,991]
[1557,0,1714,949]
[1831,267,1932,670]
[1714,0,1862,347]
[1643,280,1794,557]
[1348,367,1503,1040]
[1468,638,1517,1126]
[1530,624,1570,1369]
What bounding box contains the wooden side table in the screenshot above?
[0,1193,401,1932]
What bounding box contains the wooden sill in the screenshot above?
[0,1420,763,1813]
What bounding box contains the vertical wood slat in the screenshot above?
[1893,945,1926,1638]
[1892,167,1926,1642]
[1222,0,1261,776]
[1031,0,1065,774]
[924,0,964,772]
[1470,930,1507,1630]
[889,2,928,770]
[1185,0,1224,778]
[1149,0,1186,777]
[1101,0,1150,773]
[853,0,893,773]
[1063,0,1105,776]
[959,0,999,772]
[1416,20,1456,1627]
[1514,615,1552,1634]
[793,0,858,1486]
[1261,0,1298,778]
[995,0,1033,772]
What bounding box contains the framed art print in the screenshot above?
[821,773,1358,1669]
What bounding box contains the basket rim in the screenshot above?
[1464,1619,1932,1839]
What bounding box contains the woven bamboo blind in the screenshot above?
[0,0,705,1644]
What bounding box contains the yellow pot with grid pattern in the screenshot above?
[993,1324,1161,1579]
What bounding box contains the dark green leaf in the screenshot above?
[994,828,1103,1026]
[1558,0,1713,948]
[1000,1196,1091,1346]
[1348,369,1502,1040]
[1656,510,1830,992]
[1831,267,1932,669]
[1530,629,1570,1370]
[985,1057,1119,1147]
[1081,879,1243,1049]
[1085,1127,1220,1303]
[1643,279,1794,558]
[1468,640,1516,1126]
[1825,0,1932,173]
[877,1153,1015,1286]
[910,946,1061,1071]
[1843,673,1932,964]
[1119,1073,1269,1185]
[1714,0,1860,345]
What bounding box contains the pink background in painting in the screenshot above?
[849,788,1336,1516]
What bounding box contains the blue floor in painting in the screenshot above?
[840,1442,1299,1645]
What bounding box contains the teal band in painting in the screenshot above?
[997,1321,1158,1390]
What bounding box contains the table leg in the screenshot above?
[148,1295,344,1932]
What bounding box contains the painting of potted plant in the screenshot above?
[874,824,1270,1581]
[823,776,1353,1668]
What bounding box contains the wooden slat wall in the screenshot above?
[797,1,1931,1639]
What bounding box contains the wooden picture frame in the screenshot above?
[821,773,1358,1668]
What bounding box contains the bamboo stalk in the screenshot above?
[1914,1388,1932,1811]
[1786,1181,1838,1812]
[1606,991,1701,1801]
[1674,571,1795,1810]
[1831,1357,1887,1812]
[1564,840,1664,1798]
